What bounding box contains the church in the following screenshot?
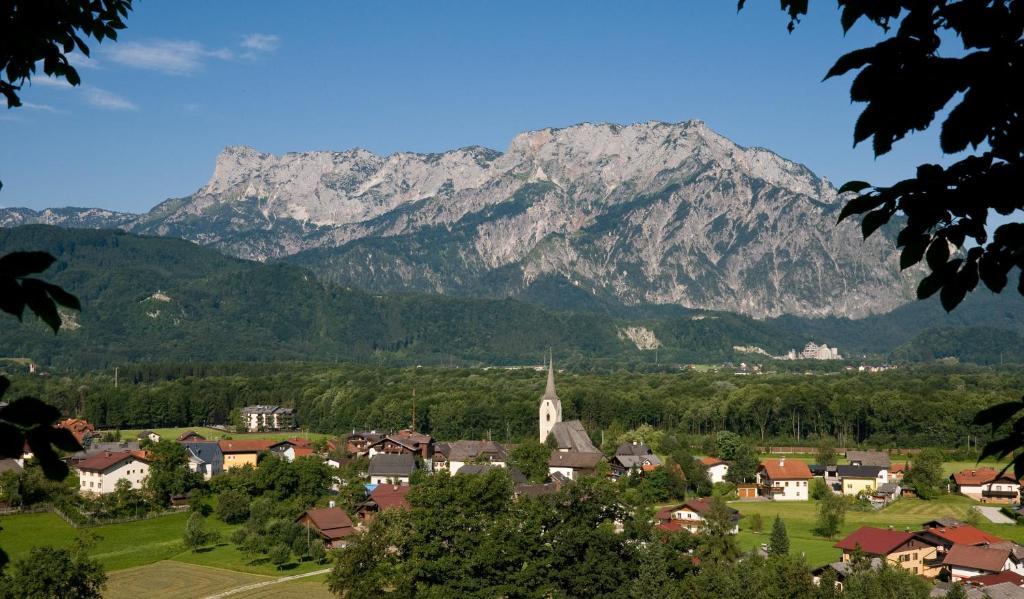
[538,356,600,457]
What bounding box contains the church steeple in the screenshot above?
[543,349,558,400]
[538,349,562,443]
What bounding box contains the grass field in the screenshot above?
[117,427,332,443]
[730,494,1024,567]
[0,511,324,576]
[105,561,271,599]
[105,562,333,599]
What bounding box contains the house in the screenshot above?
[270,439,317,462]
[699,456,729,484]
[889,463,907,483]
[549,451,603,481]
[366,430,433,460]
[296,507,357,548]
[355,484,411,523]
[918,522,1005,554]
[870,482,901,507]
[833,526,940,578]
[345,431,386,457]
[181,441,224,480]
[967,571,1024,587]
[432,440,507,474]
[218,440,274,471]
[812,558,883,589]
[756,457,812,500]
[239,405,295,432]
[836,464,887,496]
[845,450,891,468]
[57,418,95,445]
[74,450,150,495]
[952,468,1021,504]
[610,443,663,478]
[177,430,206,443]
[943,544,1024,581]
[655,498,740,534]
[367,453,417,484]
[137,430,161,444]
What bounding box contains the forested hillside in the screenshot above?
[0,225,1022,368]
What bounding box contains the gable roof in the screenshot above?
[845,450,891,467]
[617,443,655,458]
[0,458,24,474]
[367,484,412,510]
[218,440,274,454]
[700,456,727,467]
[75,450,148,473]
[966,582,1024,599]
[953,467,1008,486]
[181,441,224,465]
[833,527,916,556]
[436,440,507,462]
[298,507,355,541]
[836,464,884,479]
[367,453,417,476]
[942,543,1011,572]
[177,430,206,441]
[614,454,663,469]
[923,524,1005,546]
[550,420,598,453]
[968,571,1024,587]
[759,458,812,480]
[549,450,603,469]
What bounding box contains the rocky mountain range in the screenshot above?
[0,120,916,318]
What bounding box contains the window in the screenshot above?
[546,414,550,422]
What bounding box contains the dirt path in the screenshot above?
[200,568,331,599]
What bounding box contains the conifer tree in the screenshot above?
[768,515,789,556]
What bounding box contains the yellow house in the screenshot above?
[837,464,885,496]
[219,440,273,471]
[835,527,941,578]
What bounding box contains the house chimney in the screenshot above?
[328,500,336,508]
[779,457,785,467]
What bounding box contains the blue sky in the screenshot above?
[1,1,953,213]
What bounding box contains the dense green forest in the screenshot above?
[4,361,1021,449]
[1,225,1023,368]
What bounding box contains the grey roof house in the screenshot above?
[368,453,418,483]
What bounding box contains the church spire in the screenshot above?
[543,349,558,400]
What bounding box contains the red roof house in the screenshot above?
[296,507,356,548]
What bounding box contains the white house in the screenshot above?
[538,357,562,444]
[952,467,1022,504]
[367,454,417,485]
[756,457,812,501]
[943,543,1024,581]
[74,451,150,495]
[700,457,730,484]
[432,440,507,474]
[656,498,740,534]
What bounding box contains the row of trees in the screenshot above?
[7,363,1021,449]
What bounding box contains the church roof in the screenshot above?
[542,355,559,401]
[551,421,598,453]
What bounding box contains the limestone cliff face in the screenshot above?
[0,120,915,318]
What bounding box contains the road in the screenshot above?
[200,568,331,599]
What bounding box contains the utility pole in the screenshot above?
[411,388,416,431]
[114,366,118,389]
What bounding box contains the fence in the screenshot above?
[762,446,923,456]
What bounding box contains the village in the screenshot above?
[3,362,1024,598]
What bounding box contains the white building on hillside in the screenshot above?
[74,450,150,495]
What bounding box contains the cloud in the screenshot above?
[30,77,74,89]
[103,39,233,75]
[22,101,62,113]
[83,87,137,111]
[241,33,280,53]
[67,51,99,70]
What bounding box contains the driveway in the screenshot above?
[974,506,1015,524]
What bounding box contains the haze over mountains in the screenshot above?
[1,120,916,319]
